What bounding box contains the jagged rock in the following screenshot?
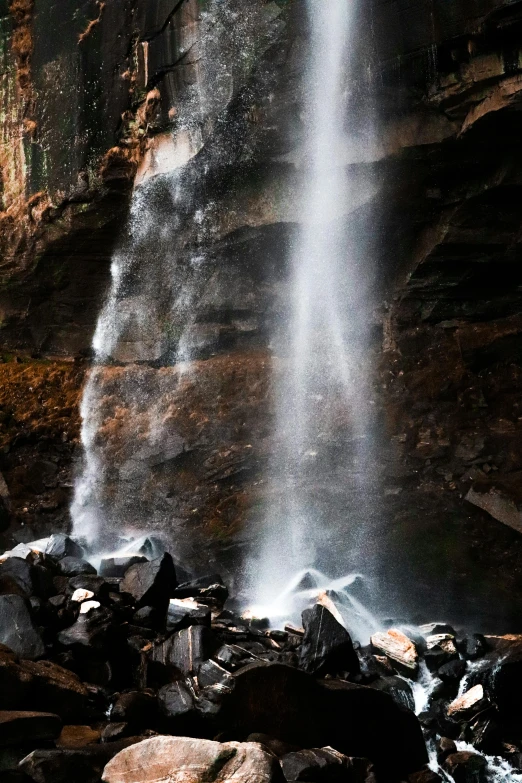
[166,598,211,632]
[132,606,160,629]
[121,554,177,608]
[198,659,235,689]
[447,685,489,720]
[468,636,522,719]
[438,658,467,684]
[157,681,196,726]
[59,558,97,577]
[101,723,132,743]
[457,635,488,661]
[220,662,427,776]
[369,675,415,711]
[0,558,34,598]
[56,725,101,748]
[424,635,459,671]
[0,711,62,746]
[281,747,370,783]
[19,741,139,783]
[150,625,217,678]
[370,629,419,676]
[174,574,229,604]
[443,751,487,783]
[101,736,283,783]
[57,607,114,650]
[214,644,255,671]
[67,575,111,600]
[100,557,148,578]
[0,595,45,660]
[111,691,158,727]
[299,604,359,677]
[45,535,84,561]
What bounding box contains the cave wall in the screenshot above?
[1,0,522,624]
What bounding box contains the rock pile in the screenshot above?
[0,535,519,782]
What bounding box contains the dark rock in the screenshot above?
[166,598,211,633]
[0,559,34,598]
[150,625,218,678]
[369,675,415,711]
[1,773,33,783]
[174,574,228,604]
[101,722,131,743]
[468,636,522,719]
[57,607,114,650]
[17,660,91,722]
[463,715,501,755]
[438,658,467,684]
[121,553,177,608]
[220,662,427,776]
[424,645,458,671]
[0,595,45,660]
[59,558,96,577]
[99,557,148,578]
[48,595,66,609]
[67,575,111,600]
[198,659,235,690]
[457,634,488,661]
[45,535,84,561]
[214,644,256,671]
[419,624,457,638]
[132,606,160,629]
[0,711,62,747]
[299,605,359,678]
[158,681,196,726]
[443,751,487,783]
[281,747,370,782]
[408,768,443,783]
[438,737,457,761]
[246,733,298,758]
[111,691,158,728]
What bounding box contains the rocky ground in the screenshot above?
[1,533,522,782]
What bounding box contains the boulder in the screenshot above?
[438,659,467,685]
[56,725,101,748]
[157,682,196,727]
[174,574,228,601]
[369,675,415,711]
[100,558,148,578]
[370,630,418,676]
[59,558,97,577]
[408,768,443,783]
[45,535,84,561]
[443,751,487,783]
[457,634,487,661]
[0,711,62,746]
[150,626,217,678]
[166,598,211,633]
[468,635,522,719]
[447,685,489,720]
[281,747,370,782]
[121,554,177,609]
[19,741,139,783]
[299,605,359,677]
[57,607,115,650]
[0,595,45,660]
[0,558,34,598]
[111,691,158,728]
[17,659,91,721]
[220,662,427,776]
[214,644,255,671]
[67,575,111,600]
[198,659,235,690]
[101,735,283,783]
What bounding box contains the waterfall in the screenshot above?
[246,0,377,620]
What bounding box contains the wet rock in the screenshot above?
[369,675,415,711]
[221,662,427,776]
[100,557,148,578]
[281,747,370,782]
[45,535,84,561]
[438,658,467,684]
[157,681,195,726]
[424,635,459,671]
[0,558,34,598]
[457,635,487,661]
[214,644,255,671]
[101,735,283,783]
[0,711,62,746]
[0,595,45,660]
[468,635,522,719]
[111,691,158,728]
[174,574,229,604]
[198,659,235,689]
[121,554,177,609]
[57,607,114,650]
[447,685,489,720]
[67,575,111,600]
[408,768,443,783]
[463,714,500,755]
[166,598,211,632]
[299,604,360,677]
[59,558,96,577]
[150,625,217,678]
[56,725,101,748]
[370,629,418,676]
[438,737,457,761]
[101,723,131,743]
[443,751,487,783]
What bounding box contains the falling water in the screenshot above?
[247,0,376,618]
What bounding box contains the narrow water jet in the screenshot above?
[246,0,378,621]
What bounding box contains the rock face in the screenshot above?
[1,0,522,629]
